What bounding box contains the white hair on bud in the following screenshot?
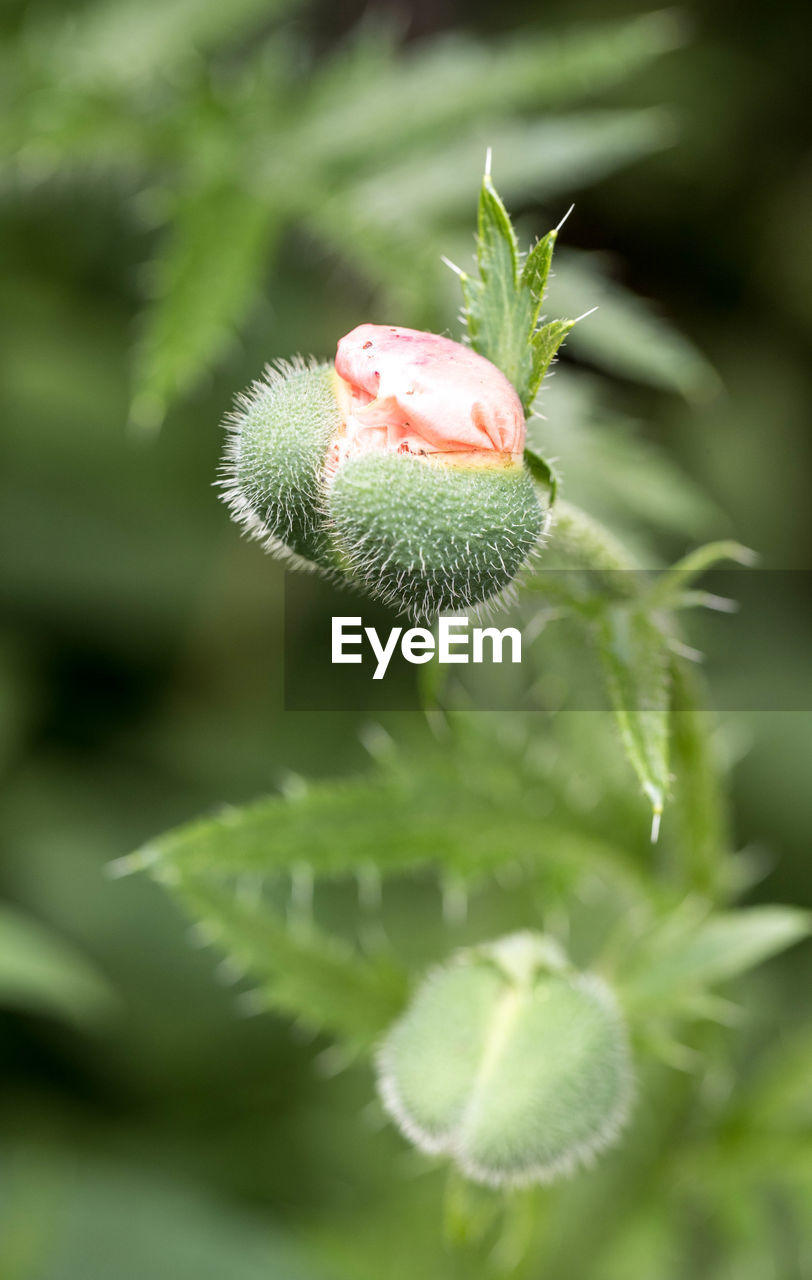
[217,356,342,576]
[220,354,551,619]
[376,953,634,1190]
[324,452,547,622]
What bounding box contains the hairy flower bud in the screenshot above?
[220,357,342,571]
[377,933,632,1187]
[220,325,546,619]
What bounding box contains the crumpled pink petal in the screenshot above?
[333,324,525,461]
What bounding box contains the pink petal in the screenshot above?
[334,325,525,460]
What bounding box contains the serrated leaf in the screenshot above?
[621,906,811,1011]
[124,762,644,896]
[597,604,671,828]
[530,373,722,540]
[530,318,576,402]
[460,173,536,402]
[340,110,670,230]
[27,0,294,94]
[520,230,556,296]
[313,110,668,329]
[297,12,687,173]
[176,877,408,1047]
[459,170,577,412]
[0,904,113,1026]
[0,89,154,187]
[549,250,720,400]
[130,181,272,432]
[125,731,650,1045]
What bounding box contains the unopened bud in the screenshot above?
[220,327,546,619]
[377,932,632,1187]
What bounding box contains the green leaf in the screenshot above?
[458,167,579,412]
[529,318,577,406]
[24,0,294,95]
[523,447,560,503]
[460,171,536,403]
[355,110,670,225]
[0,1151,334,1280]
[539,504,735,863]
[645,540,757,612]
[120,760,645,894]
[597,605,671,831]
[0,904,113,1026]
[308,110,670,324]
[520,230,556,298]
[121,728,650,1046]
[296,12,687,174]
[549,250,721,400]
[733,1026,812,1133]
[175,876,408,1048]
[0,89,155,186]
[529,373,723,541]
[621,905,811,1012]
[130,181,273,432]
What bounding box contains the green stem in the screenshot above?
[548,498,644,585]
[668,658,731,900]
[528,499,732,892]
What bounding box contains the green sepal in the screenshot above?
[328,452,546,621]
[523,446,560,504]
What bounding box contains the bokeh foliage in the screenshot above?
[1,0,810,1276]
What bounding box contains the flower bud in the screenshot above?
[221,327,546,619]
[220,357,342,571]
[377,932,632,1187]
[328,325,544,619]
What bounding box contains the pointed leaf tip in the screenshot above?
[459,164,573,410]
[650,807,662,843]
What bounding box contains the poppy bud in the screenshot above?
[220,357,342,571]
[377,932,632,1187]
[220,326,546,619]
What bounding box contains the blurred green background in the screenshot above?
[1,0,810,1275]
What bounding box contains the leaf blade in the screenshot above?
[176,877,408,1047]
[130,180,273,432]
[597,605,671,828]
[622,905,811,1011]
[0,905,113,1026]
[461,172,535,399]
